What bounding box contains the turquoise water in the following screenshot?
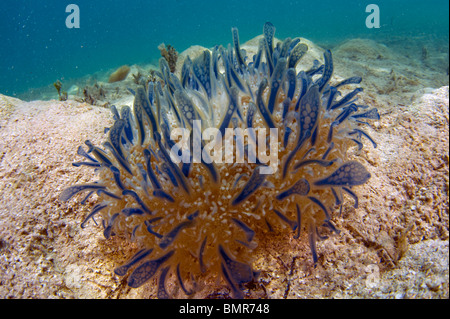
[0,0,448,99]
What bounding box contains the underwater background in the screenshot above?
[0,0,448,99]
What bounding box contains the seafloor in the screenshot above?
[0,35,448,299]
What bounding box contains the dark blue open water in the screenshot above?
[0,0,448,99]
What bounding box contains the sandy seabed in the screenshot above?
[0,36,448,299]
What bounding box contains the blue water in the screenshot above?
[0,0,448,99]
